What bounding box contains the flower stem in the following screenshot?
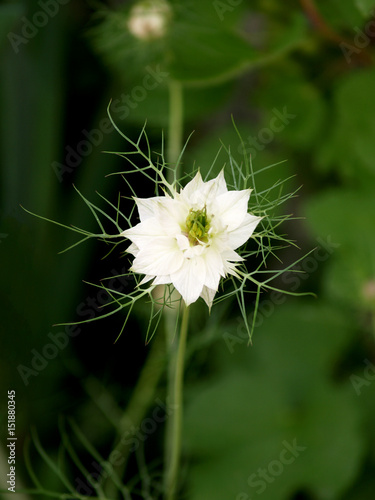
[164,76,185,499]
[103,330,166,499]
[164,305,190,500]
[167,79,184,184]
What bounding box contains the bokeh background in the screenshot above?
[1,1,375,499]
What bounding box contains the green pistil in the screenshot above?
[186,207,210,244]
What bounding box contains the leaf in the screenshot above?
[303,189,375,308]
[317,70,375,183]
[184,303,364,500]
[255,68,326,150]
[315,0,364,28]
[354,0,375,17]
[303,189,375,249]
[322,250,375,309]
[169,24,257,83]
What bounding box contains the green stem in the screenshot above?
[103,331,166,499]
[163,77,186,500]
[167,80,184,184]
[164,305,190,500]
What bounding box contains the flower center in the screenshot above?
[185,207,210,245]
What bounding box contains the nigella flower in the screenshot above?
[121,171,262,308]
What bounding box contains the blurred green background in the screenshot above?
[1,0,375,499]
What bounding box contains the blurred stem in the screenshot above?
[103,331,166,499]
[163,77,186,499]
[167,80,184,182]
[300,0,373,65]
[164,305,190,500]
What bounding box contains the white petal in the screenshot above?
[221,248,244,262]
[202,247,224,289]
[156,198,187,235]
[227,214,262,249]
[122,218,166,248]
[200,286,217,310]
[153,275,172,285]
[179,170,228,208]
[134,196,165,221]
[214,189,251,231]
[176,234,189,251]
[212,169,228,196]
[196,169,228,204]
[223,260,240,278]
[180,171,205,203]
[125,242,139,256]
[139,275,154,285]
[132,238,184,276]
[183,244,206,259]
[171,257,206,306]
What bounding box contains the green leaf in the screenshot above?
[184,303,364,500]
[317,70,375,183]
[354,0,375,17]
[303,189,375,249]
[303,189,375,309]
[322,249,375,309]
[169,25,256,83]
[255,67,326,150]
[316,0,364,28]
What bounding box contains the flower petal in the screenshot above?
[200,286,217,310]
[221,248,244,262]
[223,260,241,278]
[134,196,165,221]
[212,169,228,196]
[179,171,205,203]
[179,170,228,208]
[132,237,184,276]
[153,275,172,285]
[139,274,154,285]
[126,242,139,256]
[122,218,166,247]
[214,189,251,231]
[155,198,187,235]
[227,213,262,249]
[171,257,206,306]
[202,247,224,289]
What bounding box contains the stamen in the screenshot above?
[185,207,210,245]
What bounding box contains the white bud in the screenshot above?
[127,0,171,41]
[362,279,375,302]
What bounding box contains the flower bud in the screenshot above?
[127,0,171,41]
[362,279,375,304]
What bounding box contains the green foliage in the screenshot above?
[318,70,375,182]
[89,1,307,86]
[184,303,364,500]
[304,189,375,309]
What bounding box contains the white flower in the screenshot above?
[127,0,171,41]
[121,171,262,308]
